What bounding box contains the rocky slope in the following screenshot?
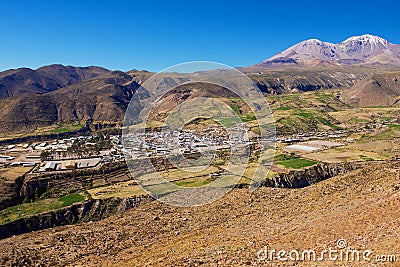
[264,162,363,188]
[247,66,372,94]
[0,65,110,99]
[341,71,400,106]
[0,71,139,133]
[0,196,152,239]
[0,161,362,239]
[0,174,25,211]
[0,161,399,266]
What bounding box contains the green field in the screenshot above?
[364,124,400,140]
[0,193,85,225]
[276,157,317,169]
[276,106,291,111]
[359,155,374,161]
[274,153,297,161]
[173,177,214,187]
[50,122,86,134]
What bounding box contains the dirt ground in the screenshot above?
[0,162,400,266]
[0,167,31,181]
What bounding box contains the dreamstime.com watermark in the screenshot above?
[257,239,397,264]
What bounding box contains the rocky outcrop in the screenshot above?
[0,195,152,239]
[250,70,367,94]
[20,157,176,202]
[0,175,25,211]
[2,156,173,213]
[263,162,364,188]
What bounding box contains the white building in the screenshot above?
[44,161,57,171]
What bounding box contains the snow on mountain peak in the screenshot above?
[261,34,400,66]
[342,34,389,46]
[302,39,323,43]
[299,39,335,46]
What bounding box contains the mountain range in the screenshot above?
[0,69,154,134]
[0,34,400,135]
[256,34,400,67]
[0,65,110,99]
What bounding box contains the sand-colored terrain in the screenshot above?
[0,161,399,266]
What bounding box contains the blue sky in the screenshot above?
[1,0,399,72]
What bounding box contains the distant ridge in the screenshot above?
[0,69,151,134]
[1,34,400,135]
[0,64,110,99]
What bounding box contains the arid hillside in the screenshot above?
[1,63,400,136]
[0,71,139,133]
[0,161,399,266]
[0,65,110,99]
[341,71,400,106]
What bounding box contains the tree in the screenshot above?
[40,150,51,161]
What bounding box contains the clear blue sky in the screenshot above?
[1,0,399,72]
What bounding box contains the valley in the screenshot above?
[0,33,400,266]
[1,86,400,236]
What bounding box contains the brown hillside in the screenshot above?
[341,72,400,106]
[0,71,138,133]
[0,65,110,99]
[0,162,399,266]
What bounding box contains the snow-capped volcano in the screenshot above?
[341,34,389,46]
[259,34,400,67]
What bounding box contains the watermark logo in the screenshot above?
[257,239,397,264]
[122,61,276,207]
[336,238,347,249]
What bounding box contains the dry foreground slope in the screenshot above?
[1,162,400,266]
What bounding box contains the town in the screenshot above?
[0,125,256,174]
[0,119,390,175]
[0,135,122,173]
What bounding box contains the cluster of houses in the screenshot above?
[278,122,392,144]
[2,121,346,172]
[0,135,124,172]
[2,137,80,154]
[40,158,102,172]
[124,127,252,159]
[278,130,349,143]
